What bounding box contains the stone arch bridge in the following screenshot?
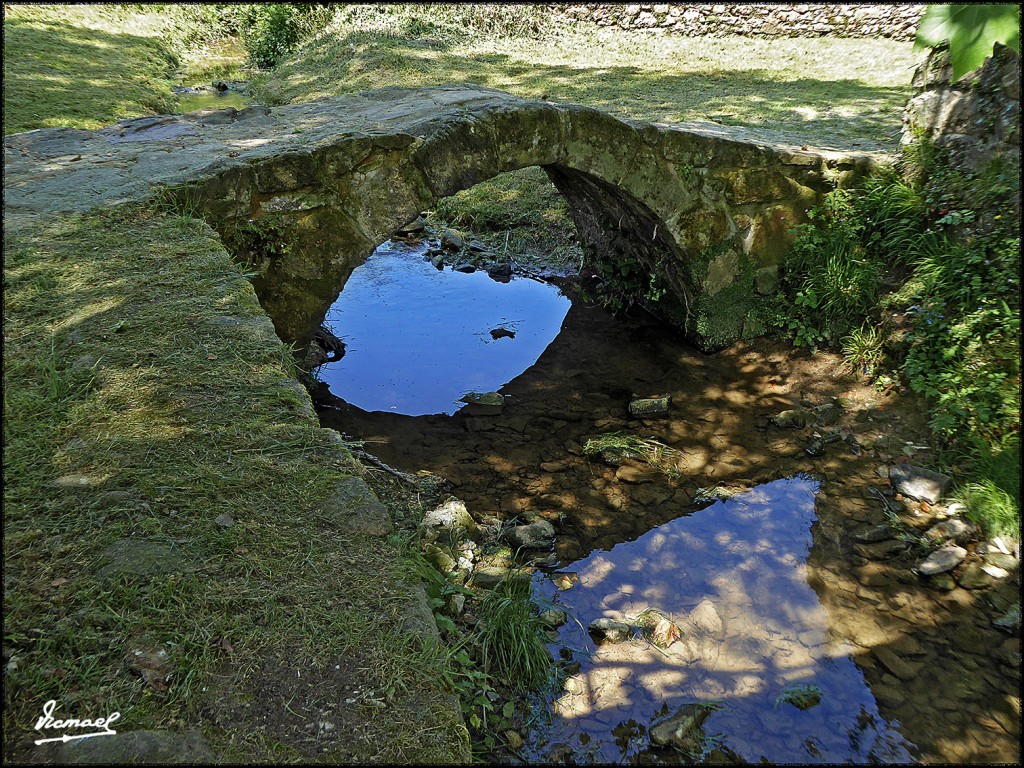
[4,84,882,350]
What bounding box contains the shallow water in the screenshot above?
[316,241,571,415]
[176,89,251,113]
[525,476,916,763]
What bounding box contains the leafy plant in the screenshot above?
[842,324,886,376]
[915,4,1021,80]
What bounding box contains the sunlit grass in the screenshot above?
[3,5,181,134]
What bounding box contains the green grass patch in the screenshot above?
[2,207,465,762]
[583,432,683,481]
[2,5,183,134]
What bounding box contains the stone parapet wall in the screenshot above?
[560,3,925,39]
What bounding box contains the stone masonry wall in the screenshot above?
[560,3,924,40]
[901,42,1021,190]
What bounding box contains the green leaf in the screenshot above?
[502,701,515,718]
[915,4,1021,80]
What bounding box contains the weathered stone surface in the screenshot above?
[504,519,556,550]
[889,464,952,504]
[421,498,480,547]
[4,84,878,353]
[770,409,808,429]
[924,518,975,545]
[649,702,713,753]
[331,476,393,537]
[628,396,670,418]
[588,617,632,643]
[470,565,529,590]
[957,562,995,590]
[688,599,725,639]
[917,544,967,576]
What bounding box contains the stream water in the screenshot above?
[306,238,1019,764]
[525,476,914,763]
[316,241,570,416]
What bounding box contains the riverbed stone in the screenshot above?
[540,608,569,629]
[983,552,1019,570]
[688,599,725,639]
[588,617,632,643]
[855,524,895,543]
[917,544,967,575]
[504,519,556,550]
[628,396,671,418]
[421,498,480,546]
[924,518,975,545]
[459,391,504,416]
[649,702,713,754]
[957,562,995,590]
[770,409,808,429]
[874,647,922,681]
[993,604,1021,634]
[889,464,951,504]
[470,565,529,590]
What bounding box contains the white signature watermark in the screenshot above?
[34,699,120,745]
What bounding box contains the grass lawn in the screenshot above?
[3,5,467,761]
[2,5,184,134]
[2,206,466,762]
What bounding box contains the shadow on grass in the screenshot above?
[270,29,913,150]
[2,13,178,135]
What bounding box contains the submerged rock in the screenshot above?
[634,609,683,648]
[889,464,951,504]
[628,396,670,418]
[460,391,504,416]
[504,519,556,550]
[649,702,714,754]
[588,617,632,643]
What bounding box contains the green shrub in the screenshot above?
[242,3,336,69]
[783,189,881,347]
[782,139,1020,455]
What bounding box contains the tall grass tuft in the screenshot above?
[473,579,551,691]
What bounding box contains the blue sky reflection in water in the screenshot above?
[528,476,916,764]
[317,241,571,415]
